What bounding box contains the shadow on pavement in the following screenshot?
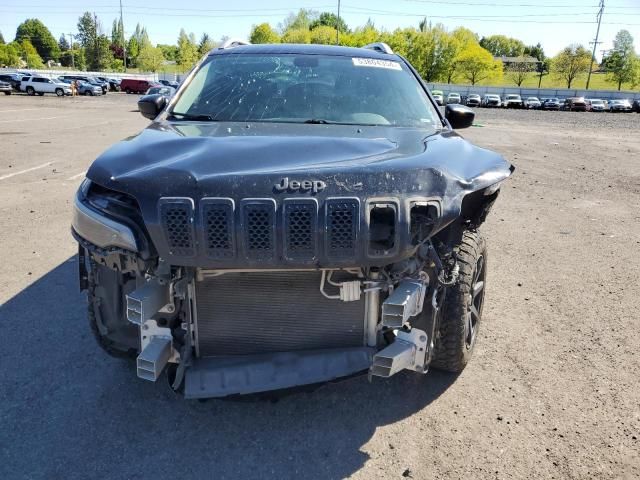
[0,257,457,480]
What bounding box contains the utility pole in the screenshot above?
[586,0,604,90]
[336,0,341,45]
[120,0,127,72]
[67,33,75,69]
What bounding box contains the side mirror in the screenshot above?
[445,104,475,129]
[138,94,168,120]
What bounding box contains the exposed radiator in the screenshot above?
[194,271,365,356]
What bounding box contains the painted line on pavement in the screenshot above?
[0,162,53,181]
[0,116,68,124]
[0,108,42,113]
[67,171,87,181]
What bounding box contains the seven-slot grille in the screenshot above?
[158,197,362,261]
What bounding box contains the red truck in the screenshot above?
[120,78,159,94]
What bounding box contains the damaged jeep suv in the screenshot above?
[72,42,513,399]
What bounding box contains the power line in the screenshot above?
[586,0,605,90]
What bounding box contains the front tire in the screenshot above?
[55,88,64,97]
[432,230,487,372]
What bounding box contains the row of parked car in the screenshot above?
[432,89,640,113]
[0,72,179,97]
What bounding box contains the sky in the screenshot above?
[1,0,639,60]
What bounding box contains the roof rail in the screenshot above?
[362,42,394,55]
[218,39,251,50]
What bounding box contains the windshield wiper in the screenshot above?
[169,112,216,121]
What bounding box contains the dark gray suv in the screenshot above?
[72,42,512,399]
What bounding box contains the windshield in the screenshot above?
[170,54,440,127]
[507,95,520,100]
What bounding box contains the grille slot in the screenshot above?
[326,199,359,259]
[195,271,365,356]
[159,198,195,257]
[284,200,317,261]
[201,199,235,259]
[242,200,276,260]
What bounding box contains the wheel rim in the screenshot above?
[465,254,486,349]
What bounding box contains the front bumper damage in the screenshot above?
[119,265,438,398]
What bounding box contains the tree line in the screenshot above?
[0,9,638,90]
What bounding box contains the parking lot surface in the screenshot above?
[1,94,639,479]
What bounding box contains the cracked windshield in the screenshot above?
[171,54,440,127]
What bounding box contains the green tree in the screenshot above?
[127,37,139,66]
[250,23,280,44]
[280,9,318,33]
[137,45,165,72]
[77,12,114,71]
[111,18,124,47]
[157,44,178,61]
[177,29,199,69]
[524,43,546,62]
[456,42,502,85]
[15,18,60,61]
[198,33,215,56]
[0,32,5,44]
[58,34,70,52]
[551,44,592,88]
[310,12,349,33]
[603,30,639,90]
[15,39,44,68]
[479,34,525,57]
[310,26,337,45]
[282,28,311,44]
[0,43,21,67]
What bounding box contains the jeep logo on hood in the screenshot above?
[274,177,326,194]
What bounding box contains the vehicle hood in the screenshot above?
[87,121,513,265]
[88,121,512,199]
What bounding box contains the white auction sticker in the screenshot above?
[352,57,402,70]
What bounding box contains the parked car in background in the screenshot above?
[159,79,180,89]
[0,80,12,95]
[633,99,640,113]
[144,85,176,99]
[482,94,501,107]
[542,98,560,110]
[432,93,444,106]
[60,75,108,94]
[466,94,481,107]
[76,80,103,96]
[585,99,605,112]
[524,97,541,109]
[608,99,633,112]
[0,73,22,91]
[503,94,524,108]
[447,92,461,104]
[561,97,587,112]
[20,76,71,96]
[121,78,159,94]
[96,76,121,92]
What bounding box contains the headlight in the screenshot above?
[72,191,138,251]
